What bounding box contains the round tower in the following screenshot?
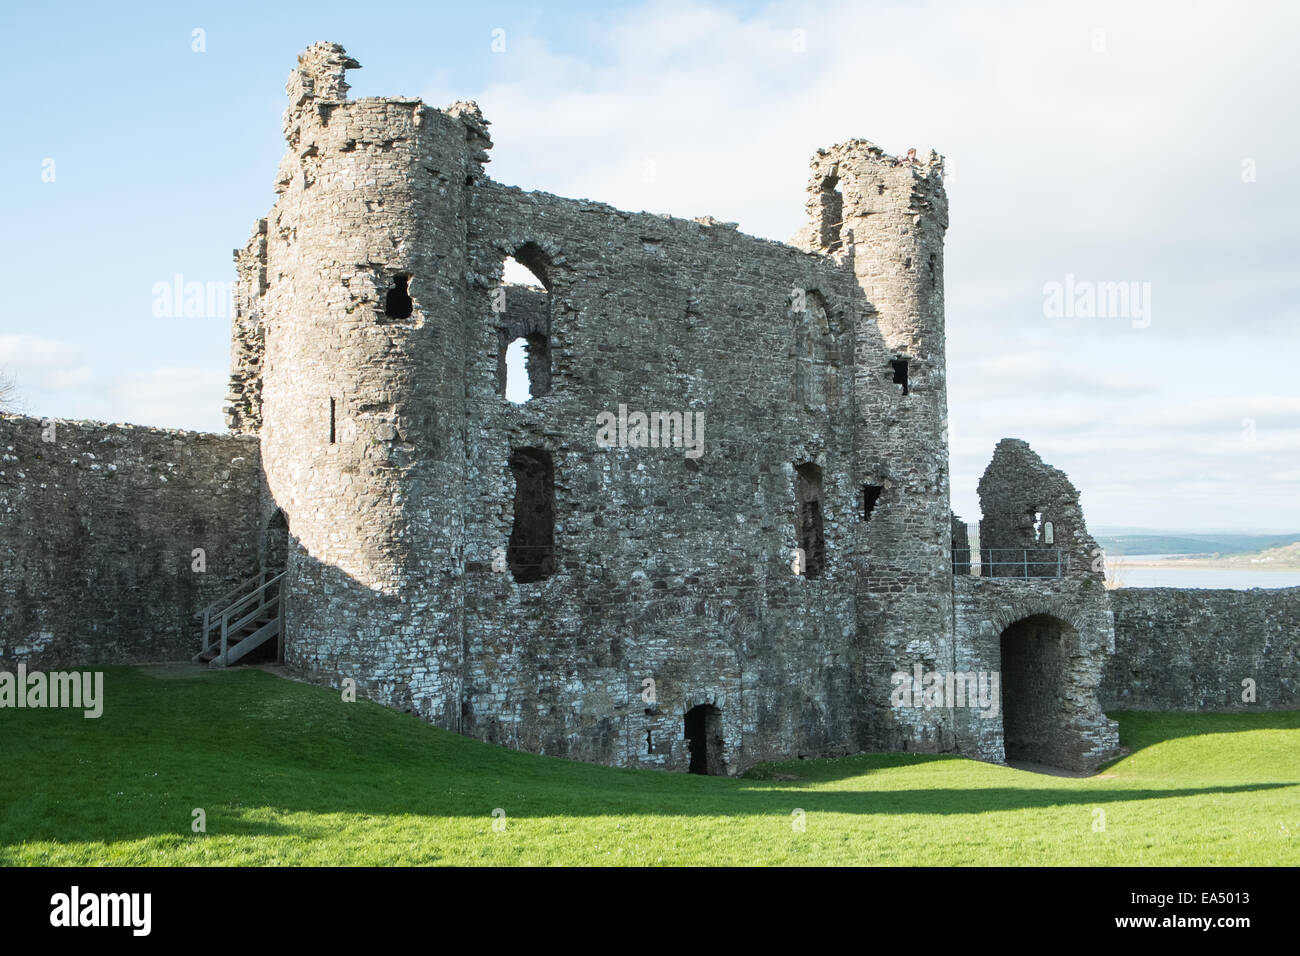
[800,141,954,751]
[256,43,486,724]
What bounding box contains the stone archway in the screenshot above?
[999,613,1075,767]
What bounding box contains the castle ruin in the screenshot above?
[2,43,1296,775]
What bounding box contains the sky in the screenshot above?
[1,0,1297,531]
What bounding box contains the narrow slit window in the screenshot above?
[508,448,556,583]
[329,398,336,444]
[794,463,825,578]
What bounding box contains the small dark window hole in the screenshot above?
[891,359,909,395]
[863,484,883,521]
[385,274,413,319]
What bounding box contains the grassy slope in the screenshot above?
[1,667,1297,866]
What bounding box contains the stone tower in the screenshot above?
[796,142,954,752]
[227,43,493,724]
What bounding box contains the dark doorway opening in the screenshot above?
[246,509,290,665]
[508,448,556,583]
[1000,614,1073,768]
[684,704,724,775]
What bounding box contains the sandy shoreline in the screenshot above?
[1110,560,1300,572]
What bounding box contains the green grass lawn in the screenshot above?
[2,666,1297,865]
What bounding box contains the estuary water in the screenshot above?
[1108,555,1300,590]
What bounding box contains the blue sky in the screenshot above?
[2,0,1297,530]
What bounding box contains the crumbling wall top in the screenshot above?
[977,438,1103,581]
[287,41,361,106]
[793,139,947,254]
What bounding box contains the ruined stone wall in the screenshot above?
[240,44,957,774]
[978,438,1101,581]
[952,514,970,574]
[0,415,262,666]
[226,219,268,434]
[460,182,867,771]
[1101,586,1300,711]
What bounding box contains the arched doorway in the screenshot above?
[684,704,724,775]
[999,613,1073,767]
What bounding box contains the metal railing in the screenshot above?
[952,548,1065,579]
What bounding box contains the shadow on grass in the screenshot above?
[6,781,1295,847]
[0,667,1296,849]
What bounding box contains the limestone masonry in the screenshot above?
[2,43,1296,774]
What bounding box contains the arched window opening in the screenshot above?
[504,338,529,403]
[497,252,552,401]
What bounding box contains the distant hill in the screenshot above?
[1095,532,1300,557]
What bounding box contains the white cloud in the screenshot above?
[0,334,92,392]
[103,367,226,431]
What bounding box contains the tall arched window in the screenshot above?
[497,246,552,403]
[791,292,832,409]
[508,448,555,583]
[794,462,826,578]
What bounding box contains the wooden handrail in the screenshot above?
[195,571,266,620]
[199,572,287,651]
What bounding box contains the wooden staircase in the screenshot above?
[194,571,286,667]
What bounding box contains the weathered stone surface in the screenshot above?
[221,43,959,774]
[0,416,262,666]
[1102,587,1300,711]
[978,438,1102,581]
